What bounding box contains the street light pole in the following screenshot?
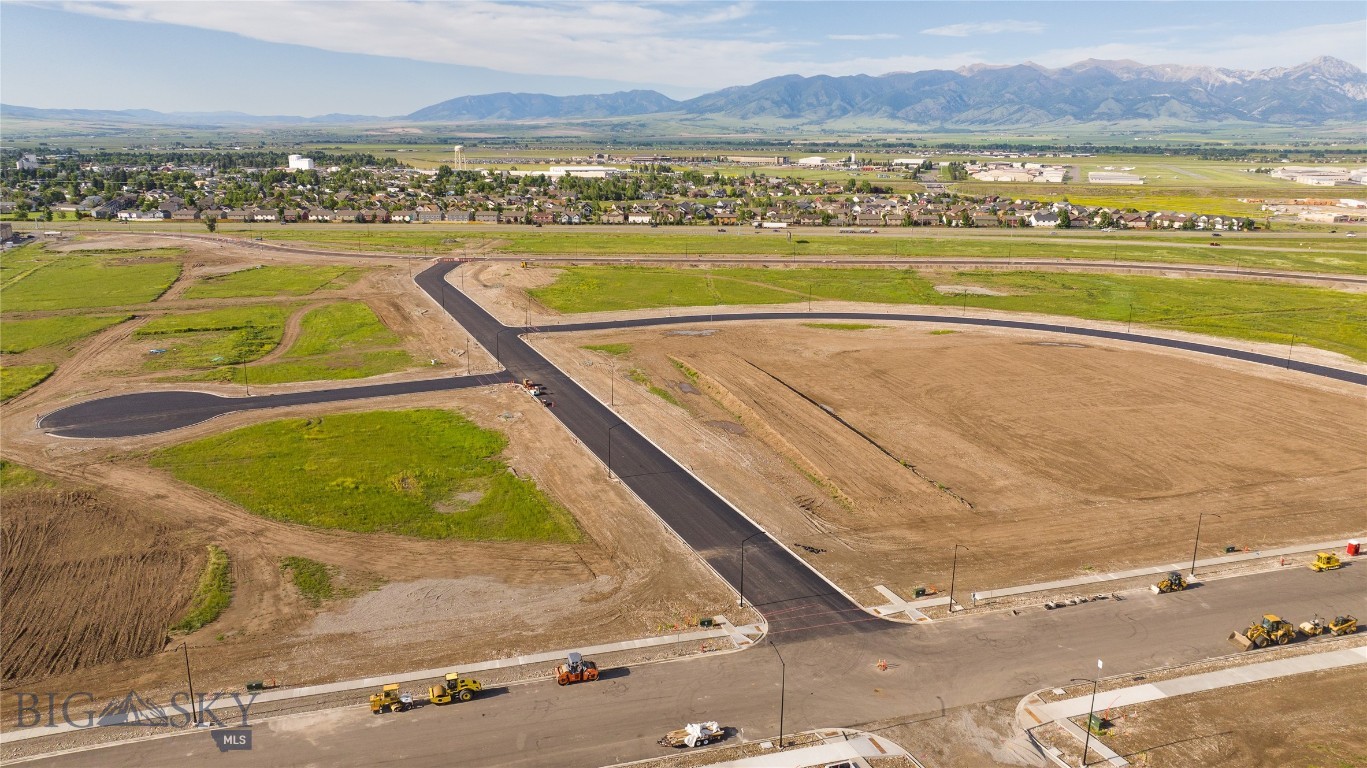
[179,642,199,726]
[1072,669,1101,767]
[948,543,968,612]
[739,531,765,608]
[1190,512,1220,577]
[610,359,616,406]
[770,640,786,749]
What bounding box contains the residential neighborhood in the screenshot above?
[6,149,1353,232]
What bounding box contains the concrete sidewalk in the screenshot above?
[972,538,1359,603]
[677,729,918,768]
[0,622,741,745]
[1021,644,1367,767]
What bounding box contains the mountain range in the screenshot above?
[5,57,1363,128]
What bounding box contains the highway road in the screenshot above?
[62,230,1367,289]
[28,564,1367,767]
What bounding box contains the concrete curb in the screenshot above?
[1017,644,1367,768]
[0,625,736,745]
[972,538,1365,603]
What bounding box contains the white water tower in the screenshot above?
[452,145,467,171]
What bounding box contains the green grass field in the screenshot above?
[801,322,881,330]
[233,302,413,385]
[582,343,632,355]
[0,363,56,400]
[532,266,1367,362]
[0,247,182,311]
[170,545,232,633]
[137,305,291,373]
[234,229,1365,275]
[0,314,130,353]
[151,409,580,541]
[280,556,338,605]
[183,264,362,299]
[0,460,50,488]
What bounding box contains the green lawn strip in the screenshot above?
[150,409,580,542]
[0,249,182,311]
[137,305,291,373]
[627,367,680,406]
[0,460,51,488]
[538,266,1367,362]
[530,267,799,313]
[237,229,454,253]
[280,556,337,605]
[0,363,55,400]
[0,314,132,353]
[243,229,1365,275]
[582,343,632,355]
[239,302,414,384]
[183,265,363,299]
[801,322,880,330]
[170,544,232,633]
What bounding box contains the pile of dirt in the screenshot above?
[0,488,203,684]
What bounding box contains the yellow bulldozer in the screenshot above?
[428,672,482,705]
[1229,614,1298,650]
[1309,552,1343,572]
[1299,615,1358,637]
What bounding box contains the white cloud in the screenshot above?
[828,33,901,41]
[921,20,1046,37]
[53,1,793,89]
[1030,20,1367,71]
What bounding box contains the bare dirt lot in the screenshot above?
[1095,666,1367,767]
[0,488,203,683]
[0,235,739,731]
[533,321,1367,606]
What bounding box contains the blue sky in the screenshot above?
[2,1,1364,116]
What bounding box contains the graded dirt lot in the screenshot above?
[0,488,204,683]
[1095,666,1367,767]
[0,234,737,726]
[533,321,1367,605]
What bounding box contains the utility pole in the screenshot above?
[1190,512,1220,577]
[179,642,199,726]
[770,640,787,748]
[948,543,968,612]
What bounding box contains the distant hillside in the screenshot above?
[8,56,1364,129]
[0,104,380,126]
[677,57,1367,126]
[407,90,680,121]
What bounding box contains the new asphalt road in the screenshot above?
[39,261,1367,636]
[26,564,1367,767]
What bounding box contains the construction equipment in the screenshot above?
[554,652,599,686]
[1309,552,1343,572]
[1300,615,1357,637]
[1229,614,1298,650]
[1151,571,1188,594]
[1299,617,1330,636]
[369,684,412,714]
[658,721,724,748]
[428,672,482,705]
